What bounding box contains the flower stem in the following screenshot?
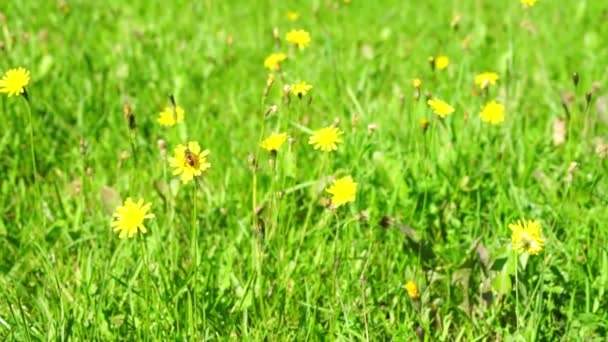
[515,252,520,334]
[23,96,44,222]
[191,181,199,339]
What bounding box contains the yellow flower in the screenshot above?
[169,141,211,184]
[326,176,357,208]
[261,132,288,153]
[286,29,311,49]
[509,219,544,255]
[0,67,30,97]
[475,72,499,89]
[521,0,537,7]
[480,100,505,124]
[404,280,420,299]
[412,78,422,88]
[435,55,449,70]
[309,126,343,152]
[427,98,455,118]
[291,81,313,98]
[287,11,300,21]
[157,106,185,127]
[264,53,287,71]
[111,198,154,239]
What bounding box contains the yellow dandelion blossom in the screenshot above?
[509,219,545,255]
[326,176,357,208]
[309,126,343,152]
[412,78,422,88]
[427,98,455,118]
[291,81,313,98]
[286,29,311,49]
[404,280,420,299]
[261,132,288,153]
[287,11,300,21]
[111,198,154,239]
[157,105,185,127]
[480,100,505,124]
[435,55,449,70]
[521,0,537,7]
[0,67,30,97]
[169,141,211,184]
[264,53,287,71]
[475,72,499,89]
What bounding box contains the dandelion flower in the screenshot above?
[509,219,544,255]
[435,56,449,70]
[480,100,505,124]
[287,11,300,21]
[0,67,30,97]
[286,29,311,49]
[309,126,343,152]
[326,176,357,208]
[291,81,313,98]
[264,53,287,71]
[521,0,537,7]
[475,72,499,89]
[261,132,288,153]
[111,198,154,239]
[169,141,211,184]
[427,98,454,118]
[404,280,420,299]
[157,106,185,127]
[412,78,422,88]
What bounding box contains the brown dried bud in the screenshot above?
[572,72,579,87]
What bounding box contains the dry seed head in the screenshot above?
[157,139,166,157]
[572,72,579,87]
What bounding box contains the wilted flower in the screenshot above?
[111,198,154,239]
[326,176,357,208]
[480,100,505,124]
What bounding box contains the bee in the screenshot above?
[184,148,197,167]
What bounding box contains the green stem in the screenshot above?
[23,96,43,221]
[191,181,199,339]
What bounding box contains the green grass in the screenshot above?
[1,0,608,340]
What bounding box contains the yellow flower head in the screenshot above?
[480,100,505,124]
[412,78,422,88]
[291,81,313,98]
[111,198,154,239]
[509,219,544,255]
[435,55,449,70]
[309,126,343,152]
[157,105,185,127]
[0,67,30,97]
[264,53,287,71]
[287,11,300,21]
[521,0,537,7]
[286,29,311,49]
[261,132,288,153]
[404,280,420,299]
[326,176,357,208]
[169,141,211,184]
[475,72,499,89]
[427,98,455,118]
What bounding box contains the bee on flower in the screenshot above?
[326,176,357,208]
[169,141,211,184]
[264,53,287,71]
[286,29,311,50]
[261,132,288,153]
[509,219,544,255]
[475,72,499,89]
[427,98,455,118]
[480,100,505,124]
[290,81,313,98]
[309,126,343,152]
[0,67,30,97]
[111,198,154,239]
[157,105,185,127]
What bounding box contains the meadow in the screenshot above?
[1,0,608,340]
